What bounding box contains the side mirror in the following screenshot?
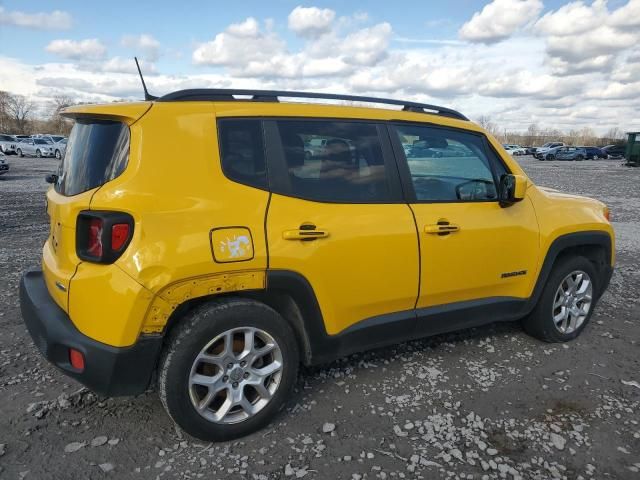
[499,174,527,207]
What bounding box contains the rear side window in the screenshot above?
[218,119,268,189]
[55,119,129,196]
[274,120,391,203]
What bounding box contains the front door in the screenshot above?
[390,123,539,311]
[265,118,419,336]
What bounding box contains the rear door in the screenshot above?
[43,119,131,311]
[265,118,419,336]
[389,123,539,314]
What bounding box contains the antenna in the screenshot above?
[134,57,157,101]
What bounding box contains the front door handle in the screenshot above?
[424,222,460,235]
[283,225,329,240]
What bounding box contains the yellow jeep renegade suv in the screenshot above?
[20,89,614,441]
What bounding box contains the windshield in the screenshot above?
[55,119,130,196]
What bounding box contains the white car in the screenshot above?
[502,144,526,155]
[15,138,56,158]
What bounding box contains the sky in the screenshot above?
[1,0,639,134]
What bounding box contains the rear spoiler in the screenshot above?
[61,102,152,125]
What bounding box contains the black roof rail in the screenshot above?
[156,89,468,121]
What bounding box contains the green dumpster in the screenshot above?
[626,132,640,166]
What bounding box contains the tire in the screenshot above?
[158,298,299,441]
[304,151,311,160]
[36,149,42,158]
[17,149,23,157]
[55,149,61,160]
[576,155,584,161]
[523,255,599,343]
[546,154,554,161]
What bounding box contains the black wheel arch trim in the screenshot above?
[524,230,613,311]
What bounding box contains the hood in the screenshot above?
[537,185,605,206]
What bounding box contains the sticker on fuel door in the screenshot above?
[210,227,254,263]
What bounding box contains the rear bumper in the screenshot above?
[19,268,163,397]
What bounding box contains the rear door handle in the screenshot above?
[283,226,329,240]
[424,223,460,235]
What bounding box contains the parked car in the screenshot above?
[555,147,586,161]
[0,134,17,155]
[535,145,564,160]
[0,156,9,175]
[602,144,626,159]
[16,138,56,158]
[503,144,526,155]
[37,134,66,144]
[579,146,606,160]
[20,89,613,442]
[53,138,67,160]
[534,142,565,159]
[523,146,537,155]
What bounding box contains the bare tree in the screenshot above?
[0,91,10,132]
[525,123,539,146]
[48,94,75,135]
[475,115,502,139]
[6,94,34,134]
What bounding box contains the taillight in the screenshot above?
[76,211,134,263]
[87,218,104,257]
[111,223,130,251]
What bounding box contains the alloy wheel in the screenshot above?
[552,270,593,334]
[188,327,283,424]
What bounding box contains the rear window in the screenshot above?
[55,119,130,196]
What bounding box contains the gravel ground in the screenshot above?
[0,155,638,480]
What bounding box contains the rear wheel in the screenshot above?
[546,154,555,161]
[576,155,584,161]
[158,298,299,441]
[523,256,598,342]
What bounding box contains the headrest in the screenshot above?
[281,132,305,168]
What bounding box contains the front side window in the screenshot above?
[395,124,499,202]
[218,119,267,190]
[274,120,391,202]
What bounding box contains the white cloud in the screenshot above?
[609,0,640,29]
[536,0,607,36]
[288,6,336,38]
[45,39,107,60]
[535,1,640,75]
[192,18,285,67]
[0,6,72,30]
[459,0,543,43]
[121,34,161,62]
[100,56,157,74]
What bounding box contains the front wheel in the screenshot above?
[36,149,42,158]
[523,256,598,342]
[158,298,299,441]
[17,149,23,157]
[55,149,61,160]
[576,155,584,161]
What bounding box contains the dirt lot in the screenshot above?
[0,155,638,480]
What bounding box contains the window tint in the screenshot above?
[275,120,390,202]
[218,119,267,190]
[395,125,499,202]
[56,119,129,196]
